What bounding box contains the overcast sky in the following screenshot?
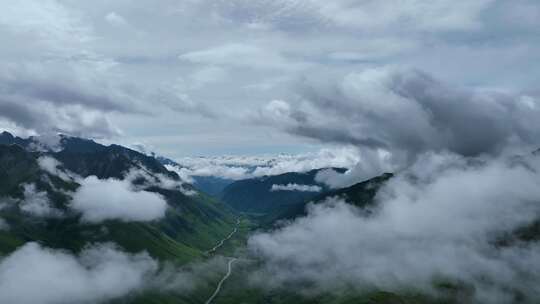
[1,0,539,158]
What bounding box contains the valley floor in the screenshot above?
[163,216,466,304]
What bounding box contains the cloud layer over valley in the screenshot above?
[249,152,540,302]
[168,147,360,181]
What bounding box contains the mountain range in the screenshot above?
[4,131,537,304]
[0,132,237,263]
[219,168,344,214]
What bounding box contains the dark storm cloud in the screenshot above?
[0,98,120,138]
[0,101,38,130]
[1,79,127,113]
[261,68,540,159]
[0,63,140,137]
[292,125,388,149]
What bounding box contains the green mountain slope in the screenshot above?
[0,136,237,264]
[191,176,234,198]
[265,173,393,224]
[221,168,345,214]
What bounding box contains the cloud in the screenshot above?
[0,61,126,138]
[248,152,540,302]
[0,1,216,138]
[19,184,63,218]
[1,0,539,155]
[199,0,493,32]
[0,0,93,51]
[125,168,197,196]
[167,163,250,181]
[310,0,494,31]
[150,84,218,119]
[170,147,360,180]
[38,156,74,181]
[35,157,191,221]
[257,67,540,185]
[179,43,306,71]
[0,240,237,304]
[105,12,128,27]
[262,67,540,157]
[315,149,395,188]
[271,183,321,192]
[0,1,129,138]
[71,176,167,223]
[28,134,63,152]
[189,66,228,89]
[326,38,418,62]
[0,242,158,304]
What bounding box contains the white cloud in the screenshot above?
[172,147,360,180]
[271,183,321,192]
[125,168,197,196]
[167,162,243,181]
[71,176,167,223]
[38,156,74,181]
[189,66,228,88]
[0,0,93,50]
[261,100,293,123]
[257,67,540,187]
[0,242,158,304]
[315,149,395,188]
[19,184,63,218]
[179,43,306,71]
[27,134,63,152]
[249,152,540,302]
[155,173,197,196]
[105,12,128,27]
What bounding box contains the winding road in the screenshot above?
[204,258,237,304]
[205,219,240,255]
[203,219,241,304]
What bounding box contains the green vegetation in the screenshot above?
[221,168,345,214]
[265,173,393,225]
[211,262,454,304]
[2,133,537,304]
[0,138,237,263]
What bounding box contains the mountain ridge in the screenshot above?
[220,168,346,214]
[0,132,237,263]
